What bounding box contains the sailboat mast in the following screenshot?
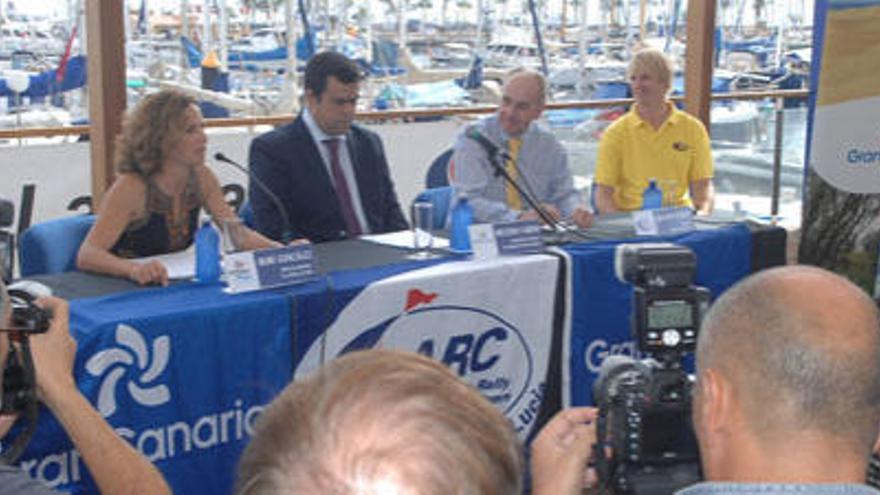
[526,0,548,76]
[218,0,228,70]
[202,0,212,54]
[397,0,407,57]
[578,0,589,71]
[335,0,345,50]
[561,0,567,42]
[180,0,190,80]
[773,0,785,67]
[475,0,485,52]
[639,0,647,42]
[284,0,299,114]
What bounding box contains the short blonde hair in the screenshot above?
[627,48,674,90]
[115,90,197,177]
[236,349,523,495]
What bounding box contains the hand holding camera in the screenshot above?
[1,284,60,463]
[531,407,600,495]
[27,297,77,407]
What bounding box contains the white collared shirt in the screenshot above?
[302,107,370,234]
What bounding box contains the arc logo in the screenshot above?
[85,324,171,418]
[297,288,534,416]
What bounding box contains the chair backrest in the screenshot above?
[19,215,95,277]
[239,200,256,228]
[413,186,453,230]
[425,149,453,188]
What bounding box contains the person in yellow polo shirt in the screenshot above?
[594,48,715,214]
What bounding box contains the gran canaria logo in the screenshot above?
[85,324,171,417]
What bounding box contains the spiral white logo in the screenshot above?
[85,324,171,418]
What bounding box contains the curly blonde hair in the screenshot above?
[115,90,197,176]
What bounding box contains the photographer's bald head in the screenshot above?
[692,265,880,483]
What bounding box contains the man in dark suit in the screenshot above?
[248,51,408,243]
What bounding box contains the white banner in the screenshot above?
[295,255,560,438]
[809,1,880,193]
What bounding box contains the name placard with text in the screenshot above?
[224,244,316,293]
[469,220,544,259]
[632,207,695,237]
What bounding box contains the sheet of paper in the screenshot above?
[132,247,195,280]
[361,230,450,250]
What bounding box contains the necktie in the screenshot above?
[505,137,523,210]
[323,138,361,236]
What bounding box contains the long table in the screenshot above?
[15,241,564,494]
[10,220,785,494]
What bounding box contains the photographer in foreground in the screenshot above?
[236,348,523,495]
[533,265,880,494]
[0,281,171,495]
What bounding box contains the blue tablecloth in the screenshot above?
[19,282,296,494]
[10,224,764,493]
[561,223,752,406]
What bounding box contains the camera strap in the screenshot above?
[0,397,38,464]
[593,409,613,494]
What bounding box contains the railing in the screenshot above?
[0,89,810,140]
[0,88,810,224]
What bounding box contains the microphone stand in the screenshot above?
[486,150,561,231]
[214,153,294,244]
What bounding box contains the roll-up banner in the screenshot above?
[800,0,880,295]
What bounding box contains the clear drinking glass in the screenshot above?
[659,179,680,208]
[220,217,246,255]
[408,201,438,259]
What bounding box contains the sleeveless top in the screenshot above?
[111,171,203,258]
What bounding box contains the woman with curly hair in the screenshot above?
[77,90,278,285]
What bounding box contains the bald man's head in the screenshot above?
[697,266,880,453]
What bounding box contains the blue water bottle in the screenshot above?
[450,194,474,253]
[195,219,221,283]
[642,179,662,210]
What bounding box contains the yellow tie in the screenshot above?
[505,138,522,210]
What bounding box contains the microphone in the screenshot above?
[214,152,294,244]
[465,126,509,161]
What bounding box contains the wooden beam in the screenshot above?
[684,0,716,129]
[86,0,126,208]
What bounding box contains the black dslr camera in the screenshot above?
[1,285,52,464]
[592,243,710,494]
[2,287,51,415]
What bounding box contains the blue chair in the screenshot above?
[239,200,256,229]
[19,215,95,276]
[425,149,453,188]
[412,186,453,230]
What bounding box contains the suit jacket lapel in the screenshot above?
[293,116,337,196]
[345,129,371,212]
[344,131,362,185]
